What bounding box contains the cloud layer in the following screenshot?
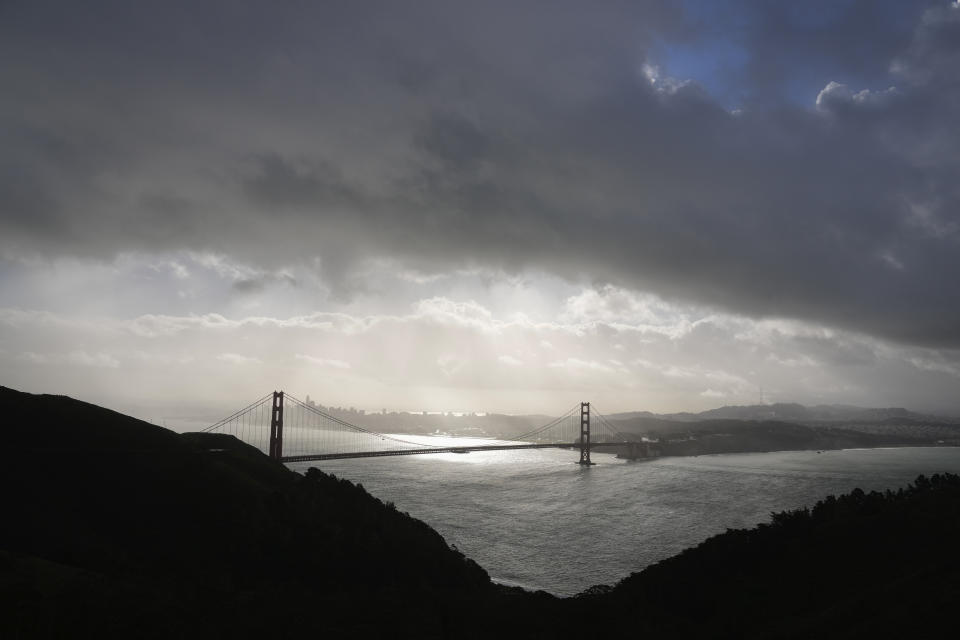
[3,283,960,422]
[2,2,959,416]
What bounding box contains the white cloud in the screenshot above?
[639,62,693,95]
[217,353,261,365]
[19,352,50,365]
[415,297,498,332]
[129,313,235,337]
[547,358,616,374]
[879,251,905,271]
[191,253,261,282]
[68,351,120,368]
[560,286,693,337]
[766,353,817,368]
[906,201,959,239]
[396,270,449,284]
[437,354,467,377]
[295,354,351,369]
[816,81,898,110]
[3,283,960,417]
[909,357,960,377]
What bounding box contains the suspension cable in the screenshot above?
[283,393,447,449]
[590,405,629,441]
[507,403,582,442]
[203,392,275,432]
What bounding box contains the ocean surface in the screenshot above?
[288,445,960,597]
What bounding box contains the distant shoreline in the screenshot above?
[652,442,960,461]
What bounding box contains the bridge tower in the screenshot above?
[269,390,284,460]
[579,401,592,465]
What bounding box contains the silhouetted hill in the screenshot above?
[567,472,960,638]
[0,386,510,637]
[4,386,959,638]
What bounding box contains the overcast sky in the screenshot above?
[2,1,959,423]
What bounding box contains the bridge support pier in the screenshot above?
[269,390,284,460]
[579,402,592,465]
[623,441,644,460]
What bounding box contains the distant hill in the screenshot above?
[603,401,960,456]
[611,402,946,424]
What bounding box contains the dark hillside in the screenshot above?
[4,385,959,639]
[568,473,960,638]
[0,386,508,637]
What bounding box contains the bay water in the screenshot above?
[289,445,960,596]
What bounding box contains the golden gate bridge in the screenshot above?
[204,391,654,465]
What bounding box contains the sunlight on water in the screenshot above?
[381,434,571,463]
[382,434,521,447]
[289,446,960,596]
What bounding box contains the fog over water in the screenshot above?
[292,446,960,596]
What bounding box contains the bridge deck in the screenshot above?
[280,441,637,463]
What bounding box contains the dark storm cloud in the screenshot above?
[231,272,297,295]
[2,1,959,346]
[242,154,360,211]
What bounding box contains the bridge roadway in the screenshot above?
[280,441,638,463]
